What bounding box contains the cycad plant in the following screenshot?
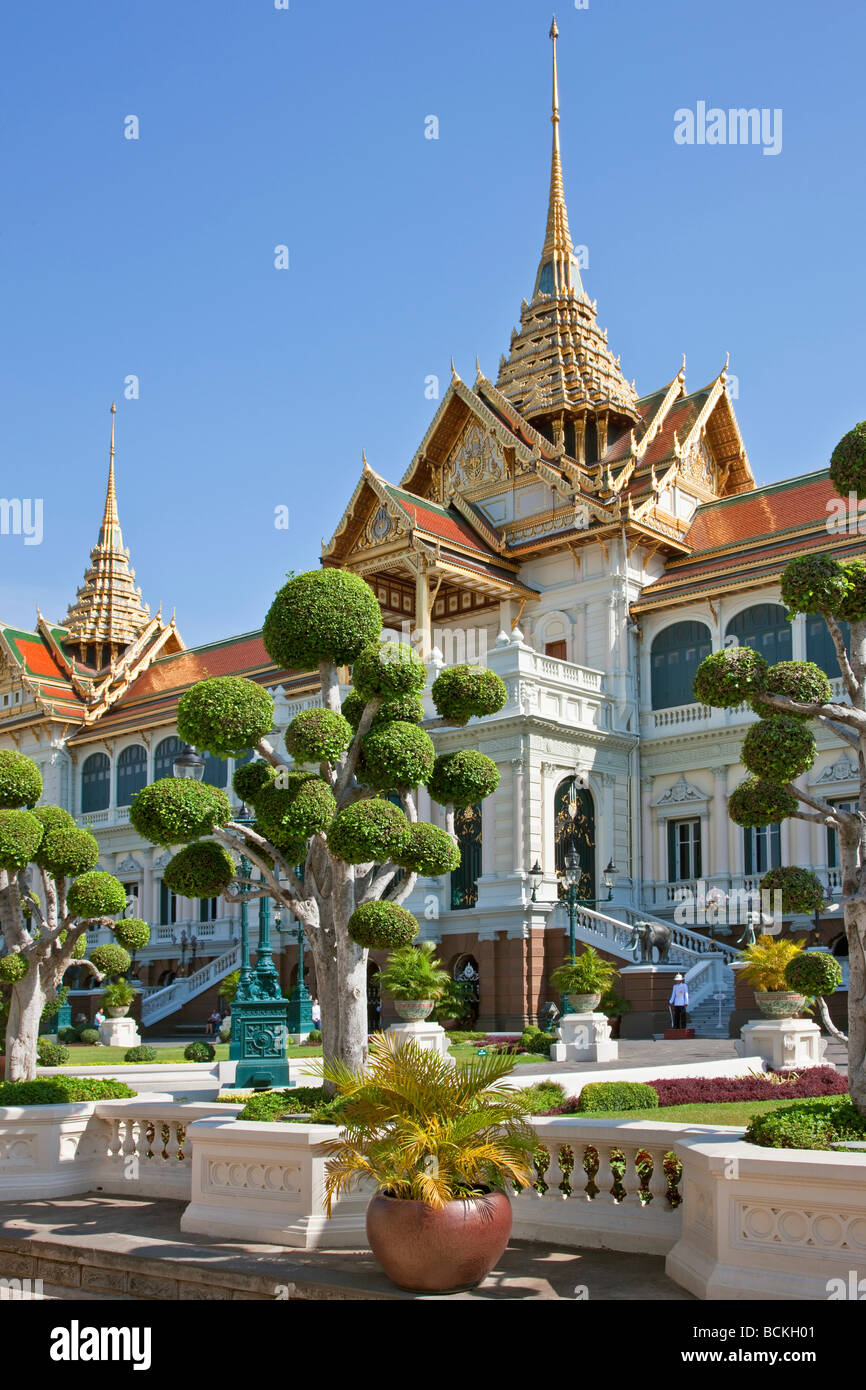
[319,1032,536,1211]
[550,945,619,997]
[738,935,805,991]
[377,942,450,1001]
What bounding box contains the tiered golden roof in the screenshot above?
[64,403,153,670]
[495,19,639,426]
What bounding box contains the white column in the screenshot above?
[794,777,811,865]
[641,778,653,886]
[658,817,668,887]
[512,754,525,879]
[713,767,729,877]
[576,603,588,667]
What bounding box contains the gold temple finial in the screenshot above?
[532,16,578,300]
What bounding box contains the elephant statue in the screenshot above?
[631,919,673,965]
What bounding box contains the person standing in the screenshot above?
[311,998,321,1029]
[669,974,689,1029]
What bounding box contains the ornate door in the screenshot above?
[554,778,596,902]
[451,803,482,909]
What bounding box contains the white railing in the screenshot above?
[563,901,739,967]
[618,903,739,963]
[78,806,132,828]
[141,946,241,1026]
[94,1099,241,1199]
[153,916,237,944]
[683,955,733,1009]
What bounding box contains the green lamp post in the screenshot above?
[275,905,314,1039]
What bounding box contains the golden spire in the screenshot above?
[63,404,151,670]
[534,17,579,299]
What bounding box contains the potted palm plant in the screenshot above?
[738,935,807,1018]
[378,942,450,1022]
[549,945,619,1013]
[102,979,136,1019]
[321,1033,535,1292]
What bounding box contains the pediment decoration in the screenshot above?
[445,420,507,494]
[813,754,859,785]
[654,774,707,808]
[116,855,141,874]
[678,435,715,491]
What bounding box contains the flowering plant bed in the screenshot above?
[538,1066,848,1115]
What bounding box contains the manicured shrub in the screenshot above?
[745,1097,866,1150]
[519,1081,569,1114]
[352,641,427,701]
[518,1025,558,1056]
[836,559,866,623]
[781,553,851,615]
[785,952,844,996]
[67,871,127,919]
[89,943,132,978]
[36,1039,69,1066]
[829,420,866,499]
[78,1028,100,1045]
[129,778,232,847]
[728,777,798,828]
[31,805,75,834]
[177,676,274,759]
[576,1081,659,1112]
[238,1086,329,1120]
[34,826,99,877]
[254,774,336,845]
[753,660,832,716]
[0,809,43,872]
[760,866,825,916]
[693,646,767,708]
[58,1028,81,1044]
[359,721,435,790]
[0,1077,135,1105]
[286,708,353,764]
[327,799,411,864]
[184,1041,216,1062]
[393,822,460,876]
[0,952,29,983]
[0,750,43,809]
[347,900,418,950]
[741,715,816,782]
[304,1029,322,1046]
[252,820,307,863]
[164,840,236,898]
[648,1067,848,1107]
[233,760,275,805]
[431,666,508,726]
[263,569,383,671]
[111,917,152,952]
[427,749,500,807]
[123,1045,158,1063]
[342,690,424,732]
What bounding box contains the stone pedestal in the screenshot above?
[550,1012,618,1064]
[735,1018,828,1071]
[387,1020,451,1062]
[98,1016,140,1049]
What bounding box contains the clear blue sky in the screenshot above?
[1,0,864,648]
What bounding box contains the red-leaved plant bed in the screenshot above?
[481,1035,523,1054]
[543,1066,848,1114]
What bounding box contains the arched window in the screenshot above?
[554,777,596,901]
[154,736,184,781]
[725,604,792,665]
[650,621,712,709]
[81,752,110,813]
[806,615,851,680]
[202,752,228,788]
[450,805,482,910]
[116,745,147,806]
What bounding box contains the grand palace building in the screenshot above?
[0,26,857,1035]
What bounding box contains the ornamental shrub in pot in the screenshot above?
[102,979,136,1019]
[377,942,450,1023]
[738,935,808,1018]
[549,945,619,1014]
[321,1034,534,1292]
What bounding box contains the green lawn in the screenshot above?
[567,1098,815,1126]
[449,1043,541,1066]
[52,1042,325,1066]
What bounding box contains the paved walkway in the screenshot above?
[0,1194,693,1301]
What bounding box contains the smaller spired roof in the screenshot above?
[64,405,151,653]
[0,621,87,722]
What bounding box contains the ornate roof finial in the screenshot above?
[532,17,578,300]
[100,402,121,550]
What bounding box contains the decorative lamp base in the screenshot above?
[229,997,292,1090]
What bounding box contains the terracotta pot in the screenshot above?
[754,990,806,1019]
[393,999,434,1023]
[366,1188,512,1293]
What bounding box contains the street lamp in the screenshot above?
[602,860,616,901]
[528,859,543,903]
[555,847,584,1017]
[274,904,314,1039]
[172,744,206,780]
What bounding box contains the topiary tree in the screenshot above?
[131,567,505,1076]
[693,423,866,1115]
[0,751,137,1081]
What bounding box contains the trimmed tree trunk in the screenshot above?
[846,899,866,1113]
[6,967,47,1083]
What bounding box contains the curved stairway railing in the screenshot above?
[141,946,241,1028]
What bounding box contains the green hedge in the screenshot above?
[0,1077,136,1105]
[745,1097,866,1150]
[576,1081,659,1113]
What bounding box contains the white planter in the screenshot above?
[735,1018,827,1071]
[549,1012,618,1064]
[98,1017,141,1049]
[386,1020,452,1062]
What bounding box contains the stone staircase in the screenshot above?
[687,988,735,1039]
